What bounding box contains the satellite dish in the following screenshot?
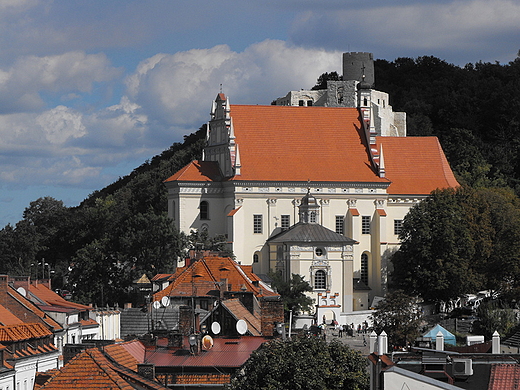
[236,319,248,335]
[153,301,161,310]
[211,321,221,335]
[161,296,170,307]
[202,335,214,350]
[17,287,26,297]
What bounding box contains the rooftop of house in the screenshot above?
[37,347,167,390]
[165,104,459,196]
[153,256,278,302]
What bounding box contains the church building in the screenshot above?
[164,52,459,319]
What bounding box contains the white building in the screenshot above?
[164,53,458,320]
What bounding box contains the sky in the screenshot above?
[0,0,519,228]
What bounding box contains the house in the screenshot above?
[368,330,520,390]
[36,344,167,389]
[0,275,61,389]
[164,53,458,321]
[10,276,100,350]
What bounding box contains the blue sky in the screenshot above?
[0,0,519,227]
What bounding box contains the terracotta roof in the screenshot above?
[0,323,53,342]
[378,136,459,195]
[165,160,222,182]
[154,256,278,302]
[39,348,166,389]
[103,342,140,371]
[0,304,23,325]
[221,299,261,336]
[166,104,458,197]
[4,286,63,332]
[488,364,520,390]
[29,283,88,310]
[173,373,231,385]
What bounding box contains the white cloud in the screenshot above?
[125,40,341,134]
[0,51,121,113]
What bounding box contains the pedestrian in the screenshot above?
[363,335,367,346]
[338,324,343,337]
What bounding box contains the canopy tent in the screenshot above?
[423,324,456,346]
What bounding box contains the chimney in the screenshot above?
[492,331,501,354]
[370,331,378,354]
[436,331,444,351]
[137,363,156,380]
[179,306,192,335]
[0,275,8,306]
[378,331,388,355]
[11,276,30,296]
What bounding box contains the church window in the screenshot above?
[335,216,344,235]
[394,219,403,235]
[315,247,325,257]
[361,253,369,286]
[362,216,370,234]
[298,100,304,106]
[253,253,259,263]
[281,215,290,230]
[314,270,326,290]
[310,211,317,223]
[307,100,313,106]
[253,215,263,234]
[200,201,209,220]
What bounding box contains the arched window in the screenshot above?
[200,201,209,220]
[314,270,326,290]
[361,253,369,286]
[253,253,259,263]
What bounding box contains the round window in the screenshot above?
[315,248,324,256]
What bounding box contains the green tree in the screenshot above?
[270,272,314,322]
[227,336,369,390]
[312,71,342,90]
[391,188,479,302]
[370,290,423,349]
[473,300,518,339]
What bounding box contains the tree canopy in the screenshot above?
[391,187,520,302]
[269,272,314,322]
[228,336,369,390]
[370,290,423,349]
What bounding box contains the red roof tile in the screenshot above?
[378,136,459,195]
[154,256,278,302]
[0,304,23,325]
[488,364,520,390]
[166,104,458,197]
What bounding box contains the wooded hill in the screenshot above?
[1,54,519,306]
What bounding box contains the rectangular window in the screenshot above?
[335,216,344,235]
[253,215,263,234]
[394,219,403,235]
[281,215,290,230]
[362,216,370,234]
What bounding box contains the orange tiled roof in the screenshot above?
[29,283,90,311]
[103,342,140,371]
[488,364,520,390]
[165,160,221,182]
[166,104,459,197]
[0,323,53,342]
[378,136,459,195]
[6,287,63,332]
[222,298,261,336]
[40,349,135,389]
[153,256,278,302]
[0,304,23,325]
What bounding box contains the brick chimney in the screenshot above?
[0,275,8,306]
[11,276,30,296]
[260,296,284,337]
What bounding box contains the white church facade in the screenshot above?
[164,52,459,319]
